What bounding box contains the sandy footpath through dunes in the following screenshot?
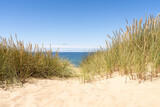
[0,75,160,107]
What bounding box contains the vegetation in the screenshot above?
[80,15,160,82]
[0,35,75,85]
[1,14,160,85]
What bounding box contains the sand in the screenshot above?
[0,75,160,107]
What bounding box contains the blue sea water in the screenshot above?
[53,52,90,67]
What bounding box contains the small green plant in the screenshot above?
[80,14,160,82]
[0,35,75,85]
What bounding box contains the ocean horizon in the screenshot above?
[53,52,90,67]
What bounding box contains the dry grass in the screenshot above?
[0,35,75,85]
[80,14,160,82]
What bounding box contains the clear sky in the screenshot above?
[0,0,159,52]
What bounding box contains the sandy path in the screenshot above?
[0,76,160,107]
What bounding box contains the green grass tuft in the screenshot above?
[0,36,75,85]
[80,14,160,82]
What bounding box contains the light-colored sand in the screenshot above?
[0,76,160,107]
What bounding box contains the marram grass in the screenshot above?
[80,15,160,83]
[0,35,75,85]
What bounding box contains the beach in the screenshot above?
[0,0,160,107]
[0,75,160,107]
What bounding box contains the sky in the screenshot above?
[0,0,160,52]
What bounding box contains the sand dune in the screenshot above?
[0,76,160,107]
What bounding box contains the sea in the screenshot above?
[53,52,90,67]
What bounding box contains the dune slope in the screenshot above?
[0,76,160,107]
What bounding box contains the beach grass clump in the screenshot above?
[0,36,74,85]
[80,14,160,82]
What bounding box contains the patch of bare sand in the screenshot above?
[0,76,160,107]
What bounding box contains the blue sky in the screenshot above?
[0,0,159,52]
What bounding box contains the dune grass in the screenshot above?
[80,15,160,82]
[0,35,75,85]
